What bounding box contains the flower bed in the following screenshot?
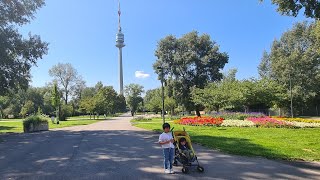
[221,120,255,127]
[247,117,294,128]
[273,117,320,124]
[174,116,224,126]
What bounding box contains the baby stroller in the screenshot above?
[172,128,204,174]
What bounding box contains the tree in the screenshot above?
[20,101,35,117]
[124,84,144,116]
[49,63,80,105]
[51,82,61,122]
[94,86,118,116]
[191,70,240,113]
[165,97,176,115]
[0,0,48,95]
[144,89,162,113]
[260,0,320,19]
[115,94,127,113]
[258,51,272,78]
[260,22,320,115]
[80,96,96,119]
[153,31,229,116]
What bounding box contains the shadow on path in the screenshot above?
[0,128,319,180]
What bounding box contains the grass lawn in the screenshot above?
[0,119,102,134]
[133,119,320,161]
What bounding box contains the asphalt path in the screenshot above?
[0,114,319,180]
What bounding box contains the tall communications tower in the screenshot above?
[116,0,125,95]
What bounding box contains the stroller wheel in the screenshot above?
[197,166,204,172]
[182,167,189,174]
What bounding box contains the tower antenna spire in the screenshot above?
[118,0,121,31]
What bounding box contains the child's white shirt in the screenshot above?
[159,132,175,149]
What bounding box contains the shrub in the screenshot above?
[60,104,73,121]
[23,116,48,130]
[211,112,265,120]
[133,116,152,121]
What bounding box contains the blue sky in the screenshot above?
[21,0,307,93]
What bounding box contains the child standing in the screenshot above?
[159,123,175,174]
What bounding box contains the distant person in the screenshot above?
[158,123,175,174]
[51,116,55,124]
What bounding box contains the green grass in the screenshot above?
[0,119,101,134]
[0,121,24,133]
[134,120,320,161]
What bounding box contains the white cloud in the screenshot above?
[135,71,150,79]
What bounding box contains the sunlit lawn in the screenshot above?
[0,118,102,134]
[133,119,320,161]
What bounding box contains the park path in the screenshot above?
[0,114,319,180]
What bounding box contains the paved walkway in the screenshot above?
[0,114,319,180]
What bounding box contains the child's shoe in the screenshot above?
[164,169,171,174]
[170,169,175,174]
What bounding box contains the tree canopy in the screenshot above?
[261,0,320,19]
[0,0,48,95]
[125,84,144,116]
[153,31,229,115]
[258,21,320,115]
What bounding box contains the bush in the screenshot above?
[60,104,73,121]
[133,116,152,121]
[23,116,48,131]
[211,112,265,120]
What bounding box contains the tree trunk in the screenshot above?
[215,105,220,113]
[131,111,134,117]
[65,89,68,105]
[171,107,174,116]
[196,110,201,117]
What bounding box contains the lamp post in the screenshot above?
[157,66,165,124]
[289,73,293,118]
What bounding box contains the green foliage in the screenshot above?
[23,115,48,130]
[80,83,126,117]
[261,0,320,19]
[125,84,144,116]
[94,86,118,115]
[0,0,48,95]
[49,63,82,105]
[51,82,61,120]
[211,112,265,120]
[132,116,152,122]
[192,68,282,112]
[144,89,162,113]
[115,94,127,113]
[153,31,229,112]
[20,101,35,117]
[259,22,320,115]
[60,104,73,121]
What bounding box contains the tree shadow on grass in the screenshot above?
[0,126,15,131]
